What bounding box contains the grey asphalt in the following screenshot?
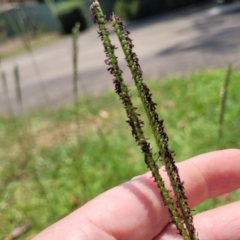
[1,3,240,114]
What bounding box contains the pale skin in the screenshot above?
[33,149,240,240]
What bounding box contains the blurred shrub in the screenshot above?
[114,0,140,20]
[0,19,7,43]
[56,1,87,34]
[114,0,210,20]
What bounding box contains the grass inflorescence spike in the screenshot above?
[90,1,198,239]
[111,14,198,240]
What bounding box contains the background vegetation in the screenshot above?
[0,0,239,239]
[114,0,210,20]
[0,0,212,40]
[1,69,240,239]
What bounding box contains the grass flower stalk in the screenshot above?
[72,22,80,106]
[90,1,198,239]
[111,14,197,239]
[218,64,232,147]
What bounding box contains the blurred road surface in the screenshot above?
[1,3,240,114]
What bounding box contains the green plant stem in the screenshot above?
[111,15,197,239]
[90,2,192,239]
[14,65,22,108]
[218,64,232,148]
[1,67,13,114]
[72,22,80,106]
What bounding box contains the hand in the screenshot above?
[33,149,240,240]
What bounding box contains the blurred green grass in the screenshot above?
[0,69,240,239]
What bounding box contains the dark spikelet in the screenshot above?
[89,3,98,23]
[104,59,111,65]
[90,2,107,25]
